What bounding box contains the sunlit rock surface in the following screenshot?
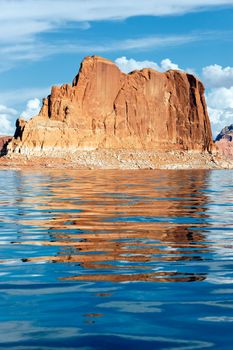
[8,56,213,156]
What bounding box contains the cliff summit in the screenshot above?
[8,55,213,156]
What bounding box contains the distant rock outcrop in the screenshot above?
[0,136,12,156]
[7,56,213,156]
[215,124,233,159]
[216,124,233,142]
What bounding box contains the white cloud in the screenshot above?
[0,115,15,136]
[0,0,231,68]
[0,105,17,135]
[202,64,233,136]
[115,56,181,73]
[160,58,180,71]
[0,87,50,106]
[202,64,233,88]
[114,34,198,51]
[0,87,49,135]
[0,1,232,29]
[77,22,91,30]
[60,34,198,54]
[0,0,231,72]
[115,57,160,73]
[0,98,42,135]
[0,0,230,74]
[208,107,233,136]
[206,87,233,137]
[0,33,205,71]
[0,105,17,116]
[0,33,210,73]
[207,87,233,109]
[21,98,41,120]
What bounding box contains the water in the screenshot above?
[0,169,233,350]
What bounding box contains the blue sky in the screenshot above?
[0,0,233,137]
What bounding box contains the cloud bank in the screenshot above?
[21,98,41,120]
[0,32,217,74]
[0,99,42,135]
[202,64,233,136]
[0,0,231,72]
[203,64,233,88]
[115,57,180,73]
[0,2,231,46]
[1,1,233,27]
[0,105,17,135]
[207,87,233,136]
[1,0,232,49]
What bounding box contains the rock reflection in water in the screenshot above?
[5,170,212,282]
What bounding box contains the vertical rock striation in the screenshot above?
[8,56,213,155]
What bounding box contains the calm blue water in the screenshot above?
[0,169,233,350]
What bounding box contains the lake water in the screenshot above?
[0,169,233,350]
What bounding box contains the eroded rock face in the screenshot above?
[8,56,213,155]
[215,124,233,159]
[0,136,12,156]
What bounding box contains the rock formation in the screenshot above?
[215,124,233,159]
[0,136,12,156]
[216,124,233,142]
[7,56,213,156]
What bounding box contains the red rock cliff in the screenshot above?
[8,56,213,155]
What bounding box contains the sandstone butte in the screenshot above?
[7,55,214,156]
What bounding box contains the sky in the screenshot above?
[0,0,233,138]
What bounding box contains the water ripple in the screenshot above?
[0,169,233,349]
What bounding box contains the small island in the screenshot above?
[0,56,232,169]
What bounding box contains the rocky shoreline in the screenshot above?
[1,57,232,171]
[0,150,232,170]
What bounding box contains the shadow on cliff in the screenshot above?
[0,137,12,157]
